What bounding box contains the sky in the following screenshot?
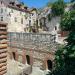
[20,0,70,8]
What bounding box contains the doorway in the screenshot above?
[26,55,30,65]
[47,60,52,70]
[12,52,16,60]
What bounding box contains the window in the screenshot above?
[29,14,31,19]
[11,9,13,13]
[32,13,34,16]
[14,17,17,22]
[9,12,11,17]
[1,8,3,13]
[20,12,22,15]
[55,26,57,30]
[21,18,23,24]
[29,20,31,26]
[1,1,2,4]
[25,15,28,19]
[5,9,7,12]
[1,17,3,21]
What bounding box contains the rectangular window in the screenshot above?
[9,12,11,17]
[32,13,34,16]
[5,9,7,12]
[1,17,3,21]
[29,20,31,26]
[15,17,17,22]
[1,1,2,4]
[1,8,3,13]
[55,26,57,30]
[21,18,23,24]
[11,9,13,13]
[20,12,22,15]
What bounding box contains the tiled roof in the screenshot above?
[0,0,32,13]
[8,4,31,13]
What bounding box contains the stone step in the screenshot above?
[0,53,7,58]
[0,58,7,63]
[0,62,7,68]
[0,35,7,39]
[0,32,7,35]
[0,44,8,49]
[0,66,7,72]
[0,49,7,54]
[0,69,7,75]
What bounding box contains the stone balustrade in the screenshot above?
[8,32,57,51]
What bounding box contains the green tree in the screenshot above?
[70,0,75,10]
[71,0,75,3]
[48,10,75,75]
[47,2,53,7]
[60,10,75,31]
[51,0,65,16]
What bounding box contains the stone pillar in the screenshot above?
[30,50,33,65]
[22,50,26,64]
[43,59,47,70]
[30,56,33,65]
[15,51,18,61]
[0,22,7,75]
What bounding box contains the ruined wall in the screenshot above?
[8,32,57,70]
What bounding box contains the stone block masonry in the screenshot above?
[8,32,57,70]
[0,22,7,75]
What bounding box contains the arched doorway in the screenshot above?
[47,60,52,70]
[26,55,30,65]
[12,52,16,60]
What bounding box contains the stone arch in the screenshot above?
[43,54,55,70]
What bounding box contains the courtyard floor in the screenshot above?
[6,57,49,75]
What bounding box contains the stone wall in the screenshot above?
[8,32,57,70]
[0,22,7,75]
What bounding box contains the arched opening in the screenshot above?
[47,60,52,70]
[12,52,16,60]
[26,55,30,65]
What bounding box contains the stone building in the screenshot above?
[38,5,71,44]
[0,0,38,32]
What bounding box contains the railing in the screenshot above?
[8,32,57,51]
